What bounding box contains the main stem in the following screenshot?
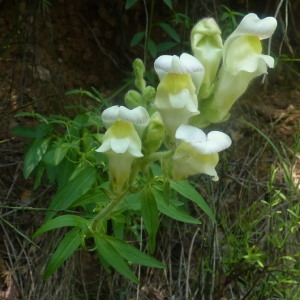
[91,192,125,231]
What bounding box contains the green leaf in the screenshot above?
[42,144,68,166]
[147,38,157,58]
[113,191,142,213]
[33,215,87,238]
[158,22,180,42]
[46,166,97,220]
[105,235,165,269]
[44,227,81,279]
[72,185,108,208]
[95,235,139,283]
[156,41,177,52]
[33,163,45,190]
[163,0,173,10]
[23,137,51,178]
[11,126,38,138]
[65,88,103,103]
[141,187,159,254]
[55,151,78,189]
[170,180,216,223]
[153,189,201,224]
[130,31,145,47]
[125,0,138,10]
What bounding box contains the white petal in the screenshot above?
[102,105,150,130]
[193,131,232,154]
[231,13,277,40]
[169,89,190,109]
[175,124,206,143]
[101,105,120,128]
[179,53,204,74]
[111,137,130,154]
[154,55,174,80]
[95,138,111,153]
[130,106,150,126]
[154,53,204,76]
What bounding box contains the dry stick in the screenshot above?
[262,0,285,84]
[142,0,149,65]
[5,164,20,200]
[136,216,143,300]
[185,227,200,300]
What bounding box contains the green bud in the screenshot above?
[142,86,156,103]
[124,90,144,109]
[191,18,223,99]
[142,112,165,153]
[133,58,146,92]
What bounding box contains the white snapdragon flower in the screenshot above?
[172,125,231,181]
[96,106,150,193]
[153,53,204,138]
[191,13,277,127]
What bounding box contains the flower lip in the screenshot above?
[175,124,232,154]
[232,13,277,40]
[154,53,204,77]
[154,53,205,95]
[101,105,150,129]
[96,120,143,158]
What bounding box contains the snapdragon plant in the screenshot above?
[13,13,277,283]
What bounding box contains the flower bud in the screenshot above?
[191,17,223,99]
[124,90,144,109]
[142,112,165,153]
[142,86,156,104]
[133,58,146,92]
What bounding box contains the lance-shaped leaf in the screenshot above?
[23,137,51,178]
[141,187,159,254]
[46,165,97,220]
[44,227,81,279]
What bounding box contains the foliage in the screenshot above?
[126,0,190,62]
[12,69,215,283]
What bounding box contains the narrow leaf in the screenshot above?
[46,166,97,220]
[153,189,201,224]
[125,0,138,10]
[163,0,173,10]
[130,31,145,47]
[1,216,40,248]
[42,145,68,166]
[170,181,216,223]
[147,38,157,58]
[156,41,177,52]
[106,235,165,269]
[44,227,81,279]
[33,215,87,238]
[11,126,38,139]
[33,163,45,190]
[23,137,51,178]
[141,187,159,254]
[95,235,139,283]
[158,22,180,42]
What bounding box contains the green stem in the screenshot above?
[144,150,174,164]
[91,192,126,231]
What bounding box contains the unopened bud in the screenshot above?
[133,58,146,92]
[142,112,165,153]
[124,90,143,109]
[142,86,156,104]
